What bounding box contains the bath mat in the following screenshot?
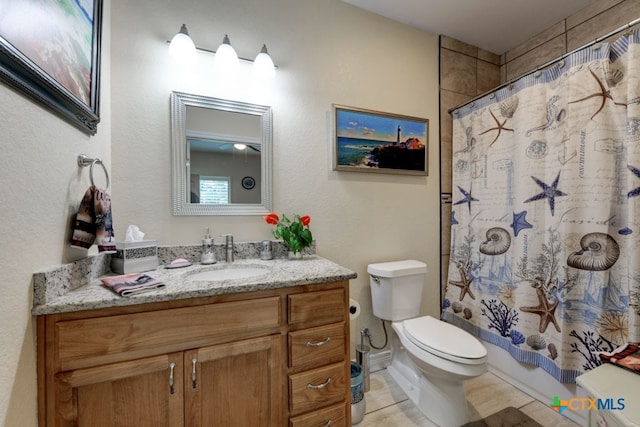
[462,406,543,427]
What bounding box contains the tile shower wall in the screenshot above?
[439,0,640,304]
[502,0,640,81]
[439,37,500,304]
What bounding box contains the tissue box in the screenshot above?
[111,240,159,274]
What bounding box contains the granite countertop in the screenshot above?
[32,255,357,315]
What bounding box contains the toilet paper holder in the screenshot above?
[349,298,361,320]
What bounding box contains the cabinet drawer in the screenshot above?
[55,297,280,370]
[288,289,345,325]
[289,362,346,416]
[289,323,345,369]
[289,402,346,427]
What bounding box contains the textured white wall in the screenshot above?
[0,3,112,425]
[111,0,440,357]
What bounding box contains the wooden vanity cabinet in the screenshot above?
[288,288,351,427]
[37,280,351,427]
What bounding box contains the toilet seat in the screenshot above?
[402,316,487,365]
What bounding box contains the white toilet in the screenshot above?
[368,260,488,427]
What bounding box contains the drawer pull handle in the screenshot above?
[191,358,198,389]
[306,337,331,347]
[307,377,332,389]
[325,421,333,427]
[169,362,176,395]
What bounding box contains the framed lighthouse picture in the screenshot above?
[333,104,428,175]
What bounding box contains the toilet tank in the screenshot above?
[368,260,427,321]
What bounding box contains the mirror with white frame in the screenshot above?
[171,91,272,215]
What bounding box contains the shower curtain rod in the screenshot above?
[448,17,640,114]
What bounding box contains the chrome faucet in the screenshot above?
[223,234,234,262]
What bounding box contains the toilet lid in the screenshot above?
[403,316,487,364]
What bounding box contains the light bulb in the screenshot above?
[214,34,239,73]
[253,44,276,79]
[234,143,247,150]
[169,24,197,65]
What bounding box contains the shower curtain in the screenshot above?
[443,29,640,383]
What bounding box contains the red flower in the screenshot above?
[264,213,313,254]
[264,213,279,225]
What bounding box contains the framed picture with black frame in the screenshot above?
[0,0,103,135]
[333,104,428,175]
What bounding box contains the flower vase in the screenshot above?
[288,251,303,260]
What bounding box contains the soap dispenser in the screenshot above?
[201,227,216,264]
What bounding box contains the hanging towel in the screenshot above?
[71,186,116,252]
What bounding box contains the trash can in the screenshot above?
[351,361,366,424]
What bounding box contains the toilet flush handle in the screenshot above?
[371,275,380,284]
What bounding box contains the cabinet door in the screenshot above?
[55,352,183,427]
[185,335,283,427]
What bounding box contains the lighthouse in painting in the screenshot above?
[369,122,425,170]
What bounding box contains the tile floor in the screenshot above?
[357,368,580,426]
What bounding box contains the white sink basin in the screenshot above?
[186,266,270,282]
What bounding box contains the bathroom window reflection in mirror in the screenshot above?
[171,92,272,215]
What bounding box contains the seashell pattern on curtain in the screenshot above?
[443,29,640,384]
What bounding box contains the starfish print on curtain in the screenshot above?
[523,172,567,216]
[627,164,640,198]
[453,185,479,213]
[449,265,475,301]
[510,211,533,236]
[520,287,561,333]
[568,69,627,120]
[479,110,514,146]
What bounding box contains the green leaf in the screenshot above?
[300,228,312,246]
[290,238,300,253]
[282,228,291,245]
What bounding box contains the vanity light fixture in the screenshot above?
[214,34,239,73]
[252,44,276,80]
[168,24,197,65]
[167,26,277,79]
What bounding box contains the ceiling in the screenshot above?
[341,0,596,54]
[190,138,261,156]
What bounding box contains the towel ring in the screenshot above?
[77,154,110,190]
